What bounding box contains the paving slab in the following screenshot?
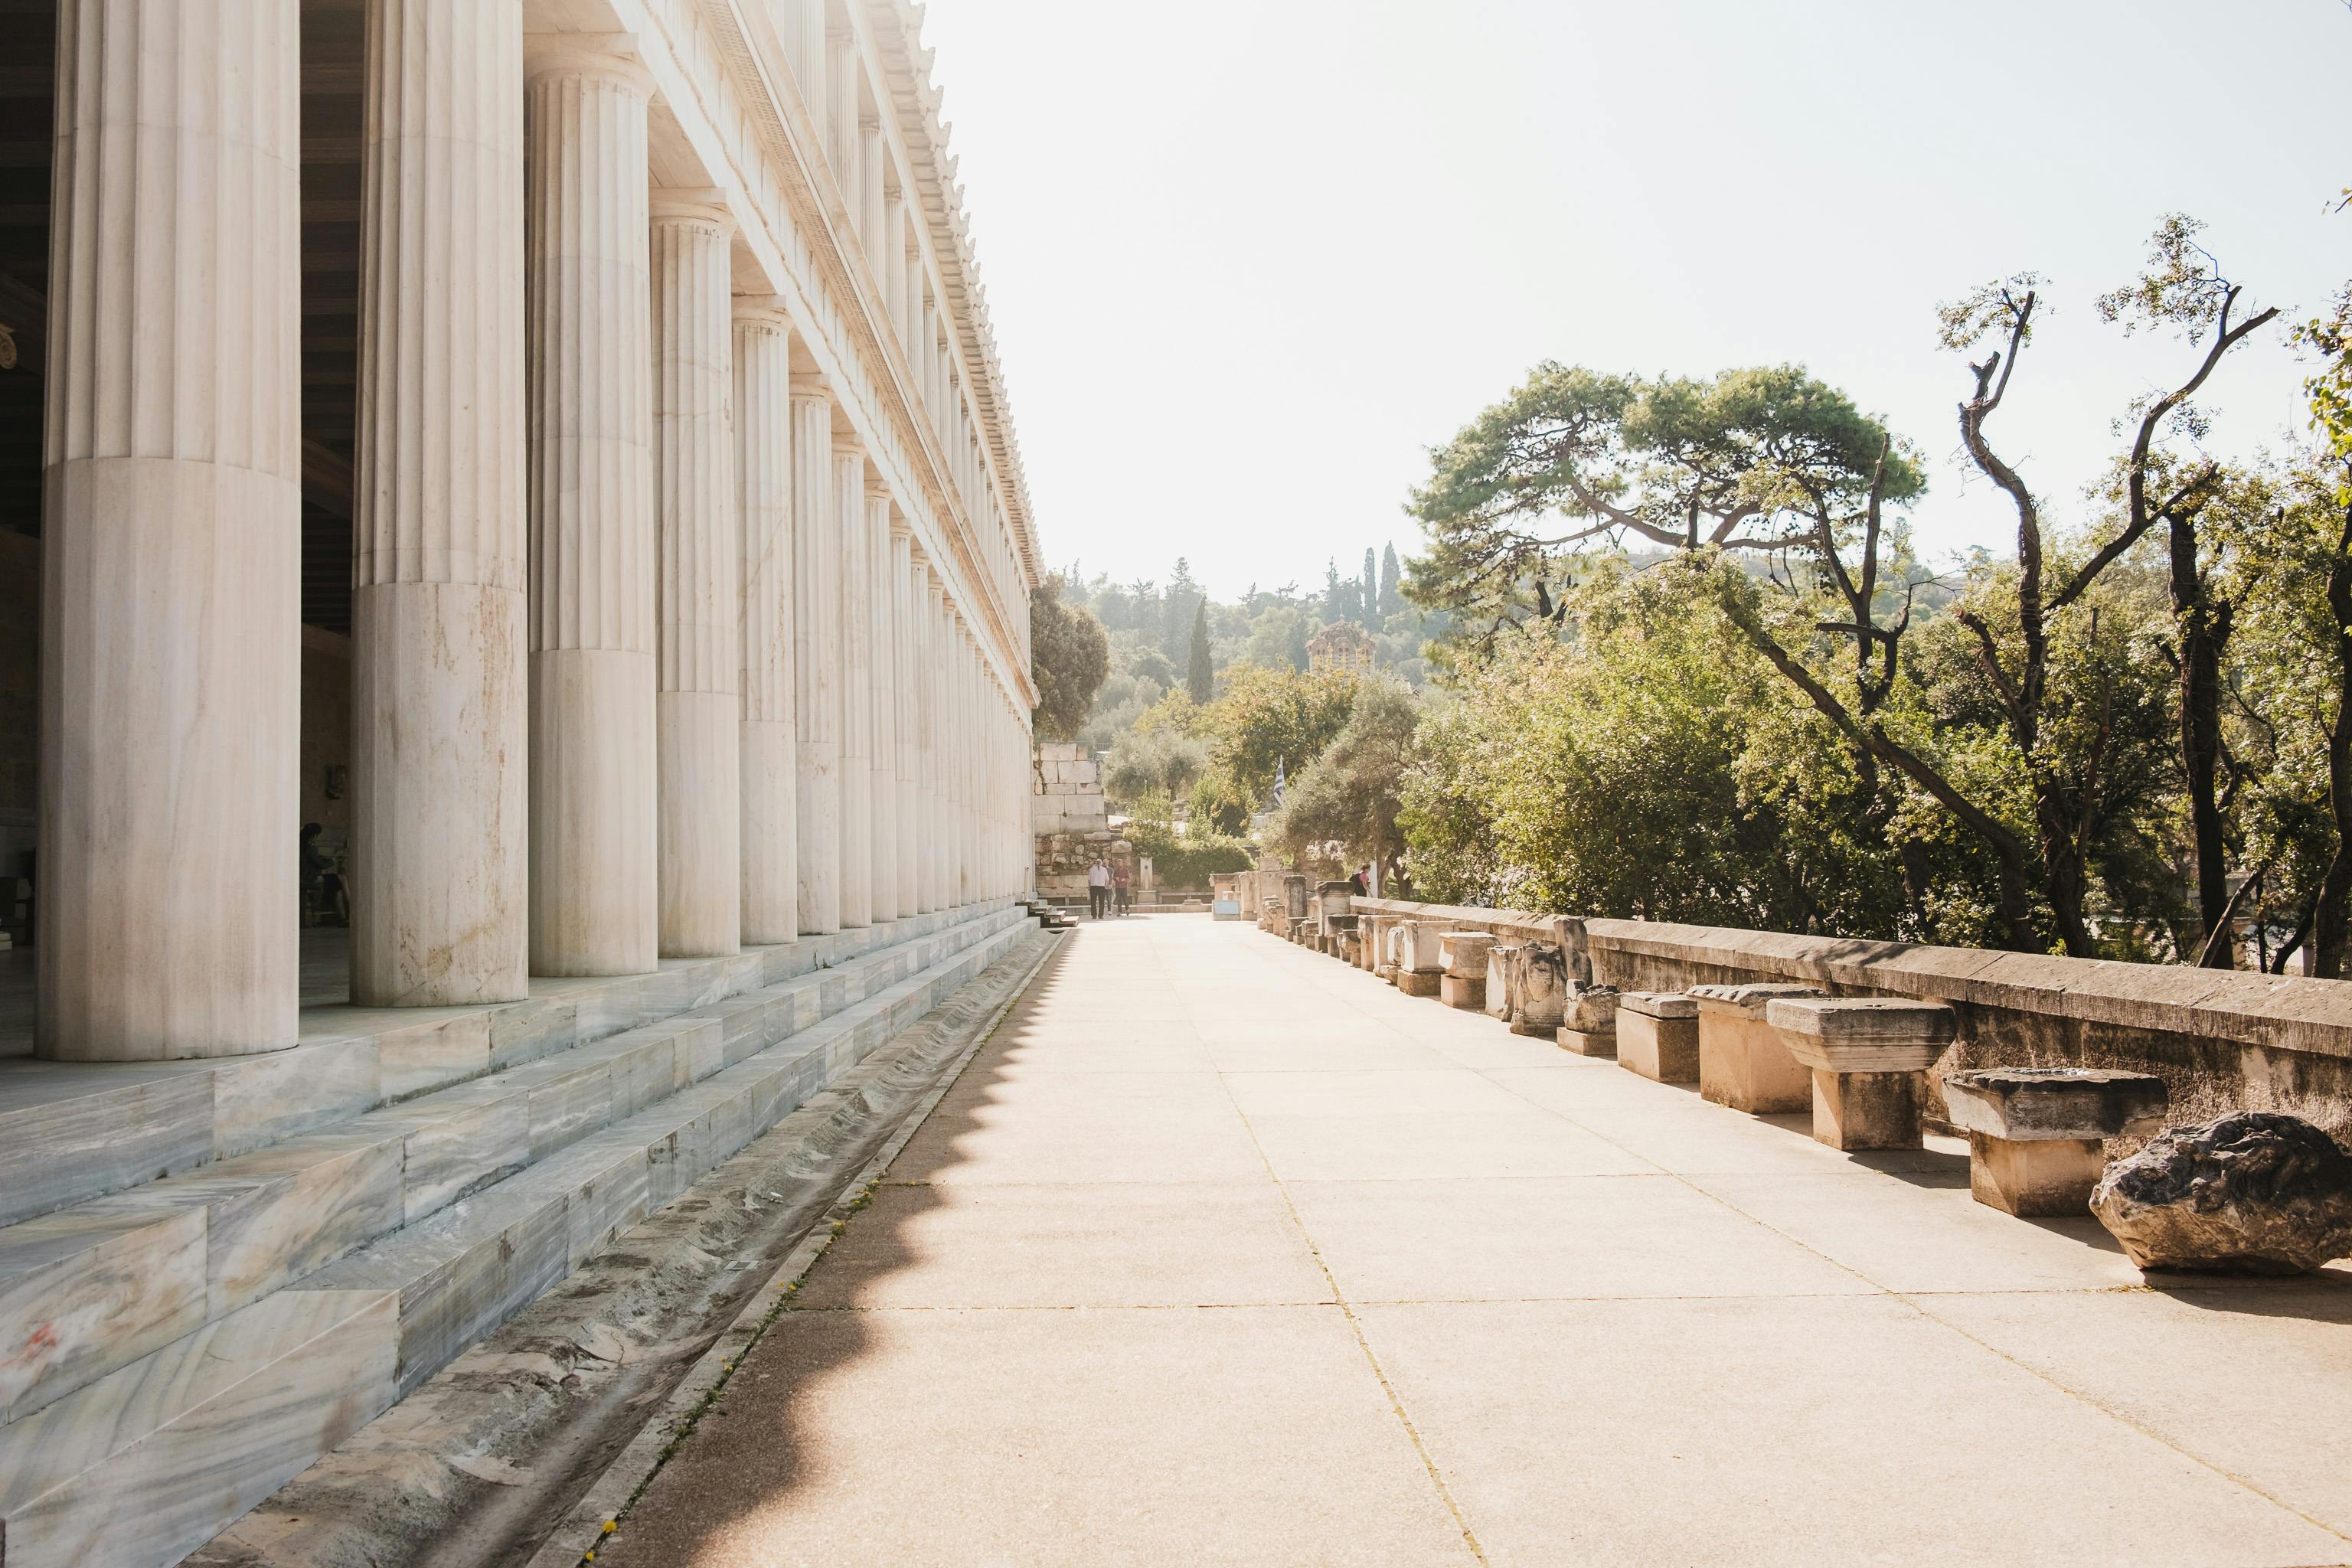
[596,916,2352,1568]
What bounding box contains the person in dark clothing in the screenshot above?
[1112,860,1132,916]
[1348,864,1368,895]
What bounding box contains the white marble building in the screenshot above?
[0,2,1042,1563]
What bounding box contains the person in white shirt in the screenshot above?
[1086,858,1112,920]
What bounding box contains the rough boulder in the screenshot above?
[2089,1112,2352,1275]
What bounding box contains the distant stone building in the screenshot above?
[1307,620,1375,676]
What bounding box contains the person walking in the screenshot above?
[1087,856,1112,920]
[1112,859,1132,916]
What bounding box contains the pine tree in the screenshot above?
[1187,600,1214,702]
[1378,543,1403,618]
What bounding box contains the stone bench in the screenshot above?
[1556,986,1621,1057]
[1438,932,1495,1010]
[1617,991,1699,1083]
[1690,984,1825,1113]
[1944,1067,2168,1216]
[1766,997,1957,1151]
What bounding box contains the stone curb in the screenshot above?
[524,930,1064,1568]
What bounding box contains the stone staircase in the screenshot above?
[0,898,1035,1568]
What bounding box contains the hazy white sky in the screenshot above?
[922,0,2351,601]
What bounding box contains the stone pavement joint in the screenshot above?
[594,916,2352,1568]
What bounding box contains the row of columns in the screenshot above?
[35,0,1031,1063]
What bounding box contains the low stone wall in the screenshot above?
[1352,897,2352,1142]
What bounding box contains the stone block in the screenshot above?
[1945,1067,2169,1220]
[1508,945,1570,1035]
[1810,1067,1926,1152]
[1398,970,1442,998]
[1562,986,1619,1035]
[1616,992,1699,1083]
[1484,947,1517,1021]
[1769,998,1955,1152]
[1439,972,1486,1011]
[0,1197,210,1423]
[1438,930,1494,977]
[0,1065,214,1230]
[1966,1133,2108,1217]
[1942,1067,2168,1143]
[1556,1026,1617,1059]
[1691,984,1823,1114]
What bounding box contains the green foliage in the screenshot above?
[1187,764,1253,836]
[1400,561,1913,929]
[1267,679,1420,869]
[1028,574,1109,742]
[1123,819,1253,890]
[1403,364,1921,649]
[1102,726,1208,805]
[1198,662,1361,805]
[1187,600,1214,702]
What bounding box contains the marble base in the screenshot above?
[1696,1005,1815,1114]
[1398,970,1442,998]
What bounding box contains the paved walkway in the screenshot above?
[600,916,2352,1568]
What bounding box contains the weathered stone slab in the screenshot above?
[2092,1112,2352,1274]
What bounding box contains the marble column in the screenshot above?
[733,300,797,945]
[867,488,900,924]
[786,0,825,133]
[892,525,921,918]
[41,0,302,1060]
[650,192,741,958]
[791,376,840,934]
[881,190,907,341]
[835,438,873,927]
[351,0,528,1008]
[525,36,658,976]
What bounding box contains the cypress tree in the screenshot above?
[1187,600,1214,702]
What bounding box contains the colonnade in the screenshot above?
[34,0,1034,1063]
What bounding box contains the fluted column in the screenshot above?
[892,524,920,918]
[526,36,657,976]
[792,377,841,934]
[41,0,302,1060]
[734,300,797,945]
[867,488,900,924]
[351,0,527,1008]
[881,190,907,341]
[650,192,741,958]
[835,439,873,927]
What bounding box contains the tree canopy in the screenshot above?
[1027,573,1109,742]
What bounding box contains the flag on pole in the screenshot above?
[1272,756,1285,810]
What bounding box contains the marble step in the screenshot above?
[295,916,1026,1395]
[0,918,1031,1568]
[0,1286,398,1568]
[0,898,1012,1232]
[0,905,1027,1426]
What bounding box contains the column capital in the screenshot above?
[524,31,653,96]
[831,431,866,457]
[788,371,831,403]
[649,188,734,235]
[731,294,794,332]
